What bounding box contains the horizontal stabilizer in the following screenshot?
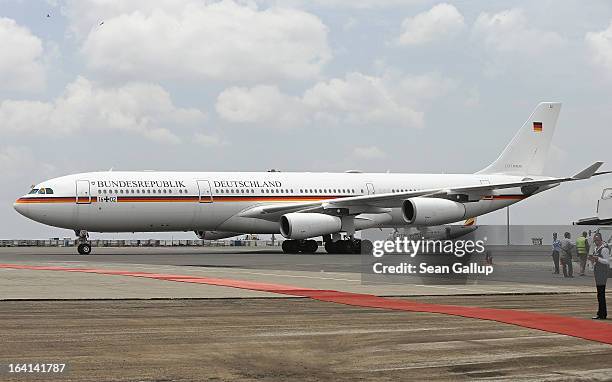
[572,161,603,180]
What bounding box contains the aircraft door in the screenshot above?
[197,180,213,203]
[366,183,375,195]
[76,180,91,204]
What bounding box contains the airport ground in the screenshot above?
[0,247,610,381]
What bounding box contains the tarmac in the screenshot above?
[0,246,610,381]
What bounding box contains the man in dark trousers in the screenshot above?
[588,232,609,320]
[560,232,574,278]
[551,232,561,274]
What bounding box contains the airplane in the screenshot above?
[13,102,610,255]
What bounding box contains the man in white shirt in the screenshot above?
[588,232,609,320]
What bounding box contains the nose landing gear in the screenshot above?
[75,230,92,255]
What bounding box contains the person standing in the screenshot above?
[551,232,561,274]
[576,231,590,276]
[560,232,574,278]
[589,233,609,320]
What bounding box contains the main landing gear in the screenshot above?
[282,239,319,254]
[323,235,373,254]
[324,239,361,254]
[75,230,92,255]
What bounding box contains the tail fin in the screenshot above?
[477,102,561,176]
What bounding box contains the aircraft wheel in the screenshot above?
[351,239,362,254]
[282,240,299,254]
[305,240,318,254]
[77,243,91,255]
[324,241,337,254]
[338,240,353,254]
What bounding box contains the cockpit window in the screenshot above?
[36,188,54,195]
[29,189,39,194]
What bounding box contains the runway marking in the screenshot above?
[1,263,611,345]
[200,269,360,283]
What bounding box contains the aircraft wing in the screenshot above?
[239,162,605,218]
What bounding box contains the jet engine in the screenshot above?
[402,197,466,226]
[280,213,341,240]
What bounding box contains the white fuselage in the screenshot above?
[14,171,536,235]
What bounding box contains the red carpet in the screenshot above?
[1,263,611,345]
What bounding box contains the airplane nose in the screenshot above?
[13,199,30,217]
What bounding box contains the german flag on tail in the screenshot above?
[533,121,543,132]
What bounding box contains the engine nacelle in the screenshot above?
[195,231,240,240]
[280,213,341,240]
[402,198,466,226]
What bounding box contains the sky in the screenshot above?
[1,0,612,239]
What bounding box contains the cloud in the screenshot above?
[0,146,56,179]
[295,0,419,9]
[353,146,386,159]
[0,77,205,144]
[0,17,46,92]
[473,9,564,55]
[398,3,465,45]
[215,71,454,129]
[302,72,426,127]
[586,21,612,74]
[194,133,228,147]
[67,0,331,82]
[216,85,307,128]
